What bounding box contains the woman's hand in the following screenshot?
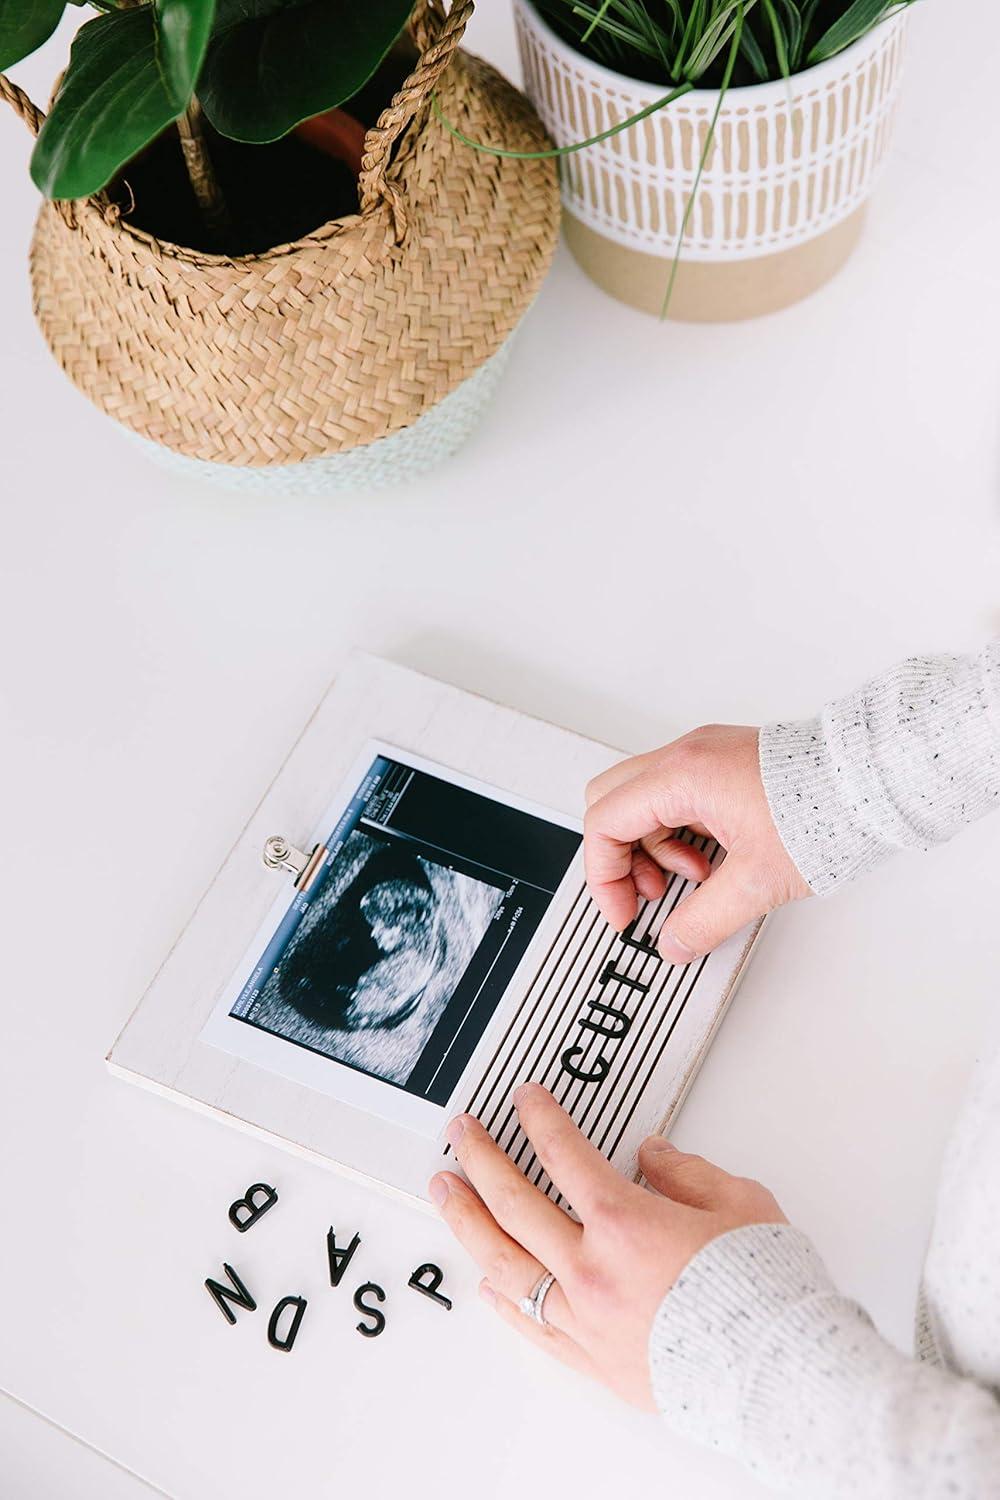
[584,725,811,964]
[430,1084,785,1411]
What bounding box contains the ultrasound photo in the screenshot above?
[242,829,499,1088]
[228,753,581,1105]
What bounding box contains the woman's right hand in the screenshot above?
[584,725,812,963]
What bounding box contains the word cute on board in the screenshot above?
[559,915,667,1083]
[205,1182,453,1351]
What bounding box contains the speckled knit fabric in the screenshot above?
[758,643,1000,895]
[649,646,1000,1496]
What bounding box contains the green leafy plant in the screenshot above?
[0,0,414,213]
[533,0,914,88]
[436,0,912,317]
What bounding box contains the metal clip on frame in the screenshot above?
[262,835,327,893]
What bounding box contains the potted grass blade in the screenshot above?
[513,0,913,321]
[0,0,559,492]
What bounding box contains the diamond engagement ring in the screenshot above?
[518,1271,556,1328]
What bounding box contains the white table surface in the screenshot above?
[2,4,999,1497]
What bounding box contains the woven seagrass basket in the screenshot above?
[0,0,559,492]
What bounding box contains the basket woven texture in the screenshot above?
[0,0,558,468]
[127,335,515,493]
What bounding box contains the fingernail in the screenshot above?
[446,1116,467,1149]
[513,1082,543,1109]
[428,1175,449,1207]
[480,1281,496,1306]
[658,928,697,962]
[643,1137,677,1154]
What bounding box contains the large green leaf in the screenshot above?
[0,0,66,70]
[198,0,414,143]
[156,0,216,109]
[30,8,182,199]
[807,0,896,64]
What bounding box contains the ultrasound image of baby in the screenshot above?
[249,830,501,1087]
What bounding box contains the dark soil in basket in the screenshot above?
[108,40,418,257]
[110,127,360,256]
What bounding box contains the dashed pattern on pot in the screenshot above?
[514,0,907,263]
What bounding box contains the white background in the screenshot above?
[1,2,999,1496]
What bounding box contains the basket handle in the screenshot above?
[1,73,80,227]
[358,0,474,238]
[0,73,46,136]
[2,0,473,241]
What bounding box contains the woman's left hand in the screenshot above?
[430,1083,785,1411]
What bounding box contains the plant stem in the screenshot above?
[176,97,231,243]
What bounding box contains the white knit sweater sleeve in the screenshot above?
[648,1224,1000,1498]
[757,643,1000,894]
[646,646,1000,1492]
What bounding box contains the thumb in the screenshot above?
[657,853,763,964]
[638,1139,730,1208]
